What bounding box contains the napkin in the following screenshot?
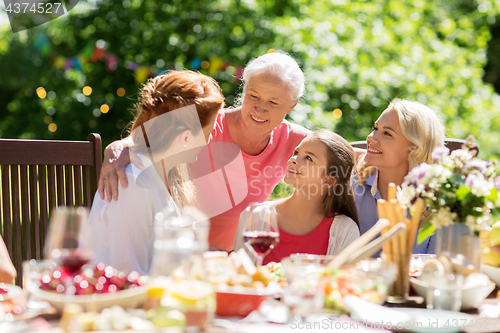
[343,295,414,325]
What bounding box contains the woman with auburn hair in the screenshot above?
[96,51,311,252]
[353,98,445,253]
[89,70,225,274]
[234,130,360,263]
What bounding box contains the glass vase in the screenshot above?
[436,223,481,272]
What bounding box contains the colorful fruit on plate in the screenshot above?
[0,283,8,294]
[39,262,145,295]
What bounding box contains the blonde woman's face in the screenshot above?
[365,109,412,173]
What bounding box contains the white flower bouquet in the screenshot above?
[398,139,500,243]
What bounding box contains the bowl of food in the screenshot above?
[409,254,436,277]
[480,264,500,286]
[215,285,271,317]
[410,273,495,310]
[24,260,147,313]
[322,259,397,313]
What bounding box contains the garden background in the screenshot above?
[1,0,500,172]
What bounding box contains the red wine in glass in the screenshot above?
[57,250,91,275]
[243,231,279,256]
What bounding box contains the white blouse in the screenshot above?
[89,155,179,275]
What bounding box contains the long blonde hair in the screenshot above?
[128,71,225,208]
[357,99,445,183]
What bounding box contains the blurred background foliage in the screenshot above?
[1,0,500,162]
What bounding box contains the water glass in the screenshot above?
[282,256,325,321]
[426,273,463,311]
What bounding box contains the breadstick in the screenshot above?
[407,198,425,254]
[377,200,392,261]
[388,182,397,201]
[328,218,391,269]
[387,199,401,293]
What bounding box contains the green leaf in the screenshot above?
[450,173,465,187]
[456,185,471,201]
[417,218,436,245]
[486,187,498,201]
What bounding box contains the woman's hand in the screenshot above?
[0,238,16,284]
[98,138,134,201]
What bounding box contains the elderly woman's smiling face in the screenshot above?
[240,72,297,136]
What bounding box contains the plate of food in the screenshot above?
[410,273,495,310]
[24,260,147,313]
[0,283,36,321]
[480,264,500,286]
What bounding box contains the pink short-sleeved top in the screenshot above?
[187,110,309,251]
[262,215,335,265]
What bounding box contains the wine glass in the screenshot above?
[241,202,279,266]
[44,206,93,295]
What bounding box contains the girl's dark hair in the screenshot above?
[312,130,359,229]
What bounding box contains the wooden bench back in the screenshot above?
[0,133,102,285]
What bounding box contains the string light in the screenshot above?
[82,86,92,96]
[48,123,57,132]
[333,108,342,119]
[117,88,125,97]
[100,104,110,113]
[36,87,46,99]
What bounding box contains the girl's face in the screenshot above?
[240,73,297,136]
[284,137,333,191]
[365,108,412,173]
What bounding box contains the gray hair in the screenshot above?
[238,51,305,104]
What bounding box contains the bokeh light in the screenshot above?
[117,88,125,97]
[83,86,92,96]
[36,87,46,99]
[48,123,57,132]
[100,104,110,113]
[201,61,209,69]
[333,108,342,119]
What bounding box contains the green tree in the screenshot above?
[1,0,500,161]
[0,0,287,148]
[275,0,500,159]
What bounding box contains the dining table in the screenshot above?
[3,288,500,333]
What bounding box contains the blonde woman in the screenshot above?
[353,98,445,254]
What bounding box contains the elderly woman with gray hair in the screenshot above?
[98,51,312,251]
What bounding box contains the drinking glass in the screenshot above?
[282,256,325,322]
[241,202,279,266]
[426,273,463,311]
[44,206,93,294]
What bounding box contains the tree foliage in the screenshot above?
[1,0,500,159]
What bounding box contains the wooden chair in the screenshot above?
[349,138,476,154]
[0,134,102,285]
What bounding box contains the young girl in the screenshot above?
[353,98,445,254]
[89,71,225,274]
[234,130,360,264]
